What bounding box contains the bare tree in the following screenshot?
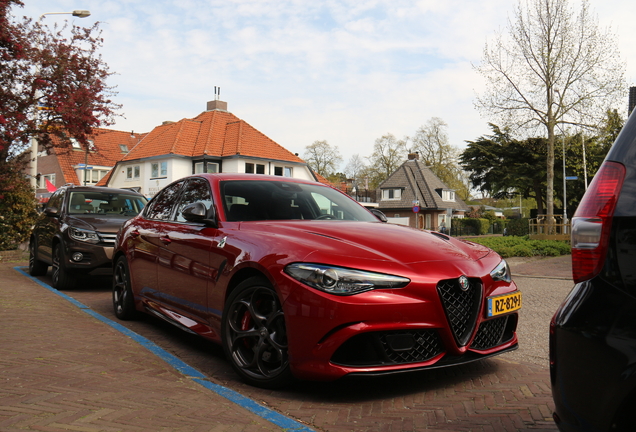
[411,117,454,167]
[366,133,407,188]
[475,0,625,225]
[344,154,366,182]
[303,140,342,177]
[410,117,468,198]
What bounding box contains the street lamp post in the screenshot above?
[554,89,567,230]
[29,10,91,190]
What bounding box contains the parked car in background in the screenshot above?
[550,111,636,431]
[29,185,148,290]
[112,174,521,388]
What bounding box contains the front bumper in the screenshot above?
[282,273,519,381]
[61,237,115,273]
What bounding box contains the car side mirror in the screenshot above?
[44,207,59,218]
[182,202,217,228]
[370,208,388,223]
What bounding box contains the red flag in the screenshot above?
[45,178,57,192]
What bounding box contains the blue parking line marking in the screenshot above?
[14,266,314,432]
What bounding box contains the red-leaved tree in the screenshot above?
[0,0,119,249]
[0,0,120,165]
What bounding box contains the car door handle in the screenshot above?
[160,235,172,245]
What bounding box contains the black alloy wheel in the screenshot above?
[28,238,48,276]
[112,256,138,320]
[51,243,76,290]
[222,276,292,388]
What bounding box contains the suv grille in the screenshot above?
[470,316,509,350]
[437,278,482,346]
[98,232,117,246]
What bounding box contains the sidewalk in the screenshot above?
[508,254,572,280]
[0,261,309,432]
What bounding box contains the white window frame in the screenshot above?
[382,189,402,200]
[151,161,168,179]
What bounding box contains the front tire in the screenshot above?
[28,238,48,276]
[51,243,76,290]
[222,276,292,388]
[112,256,138,320]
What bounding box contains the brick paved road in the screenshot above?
[49,269,567,431]
[54,270,571,432]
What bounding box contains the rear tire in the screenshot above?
[112,256,138,320]
[221,276,293,388]
[51,243,76,290]
[28,238,48,276]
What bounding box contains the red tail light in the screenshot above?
[571,161,625,283]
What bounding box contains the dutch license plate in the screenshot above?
[487,291,522,317]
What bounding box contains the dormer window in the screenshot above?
[382,188,402,200]
[438,189,455,202]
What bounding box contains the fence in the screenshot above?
[528,216,571,241]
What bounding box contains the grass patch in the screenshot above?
[462,235,570,258]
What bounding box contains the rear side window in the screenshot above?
[145,181,185,220]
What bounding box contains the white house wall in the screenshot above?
[109,157,315,197]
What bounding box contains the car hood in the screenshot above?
[237,220,492,266]
[65,214,133,233]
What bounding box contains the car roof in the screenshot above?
[62,185,145,196]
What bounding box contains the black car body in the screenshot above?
[29,185,147,289]
[550,111,636,431]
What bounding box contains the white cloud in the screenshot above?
[17,0,636,169]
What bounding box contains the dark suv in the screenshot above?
[550,110,636,431]
[28,185,147,289]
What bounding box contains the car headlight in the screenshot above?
[69,227,100,244]
[490,260,512,283]
[285,263,410,295]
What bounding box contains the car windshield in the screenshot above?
[68,191,148,216]
[221,180,377,222]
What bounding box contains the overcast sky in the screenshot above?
[17,0,636,169]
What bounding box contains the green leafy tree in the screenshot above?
[461,124,548,213]
[0,163,38,250]
[556,109,622,213]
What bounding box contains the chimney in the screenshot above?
[207,100,228,111]
[629,87,636,116]
[407,152,419,161]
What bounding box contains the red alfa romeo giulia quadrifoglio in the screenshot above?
[113,174,520,388]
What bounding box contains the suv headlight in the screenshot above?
[490,260,512,283]
[69,227,100,244]
[285,263,410,295]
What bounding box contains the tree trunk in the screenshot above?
[546,123,555,233]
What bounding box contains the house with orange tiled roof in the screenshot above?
[33,128,144,199]
[103,99,317,197]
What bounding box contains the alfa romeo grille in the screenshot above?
[470,316,508,350]
[437,278,482,347]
